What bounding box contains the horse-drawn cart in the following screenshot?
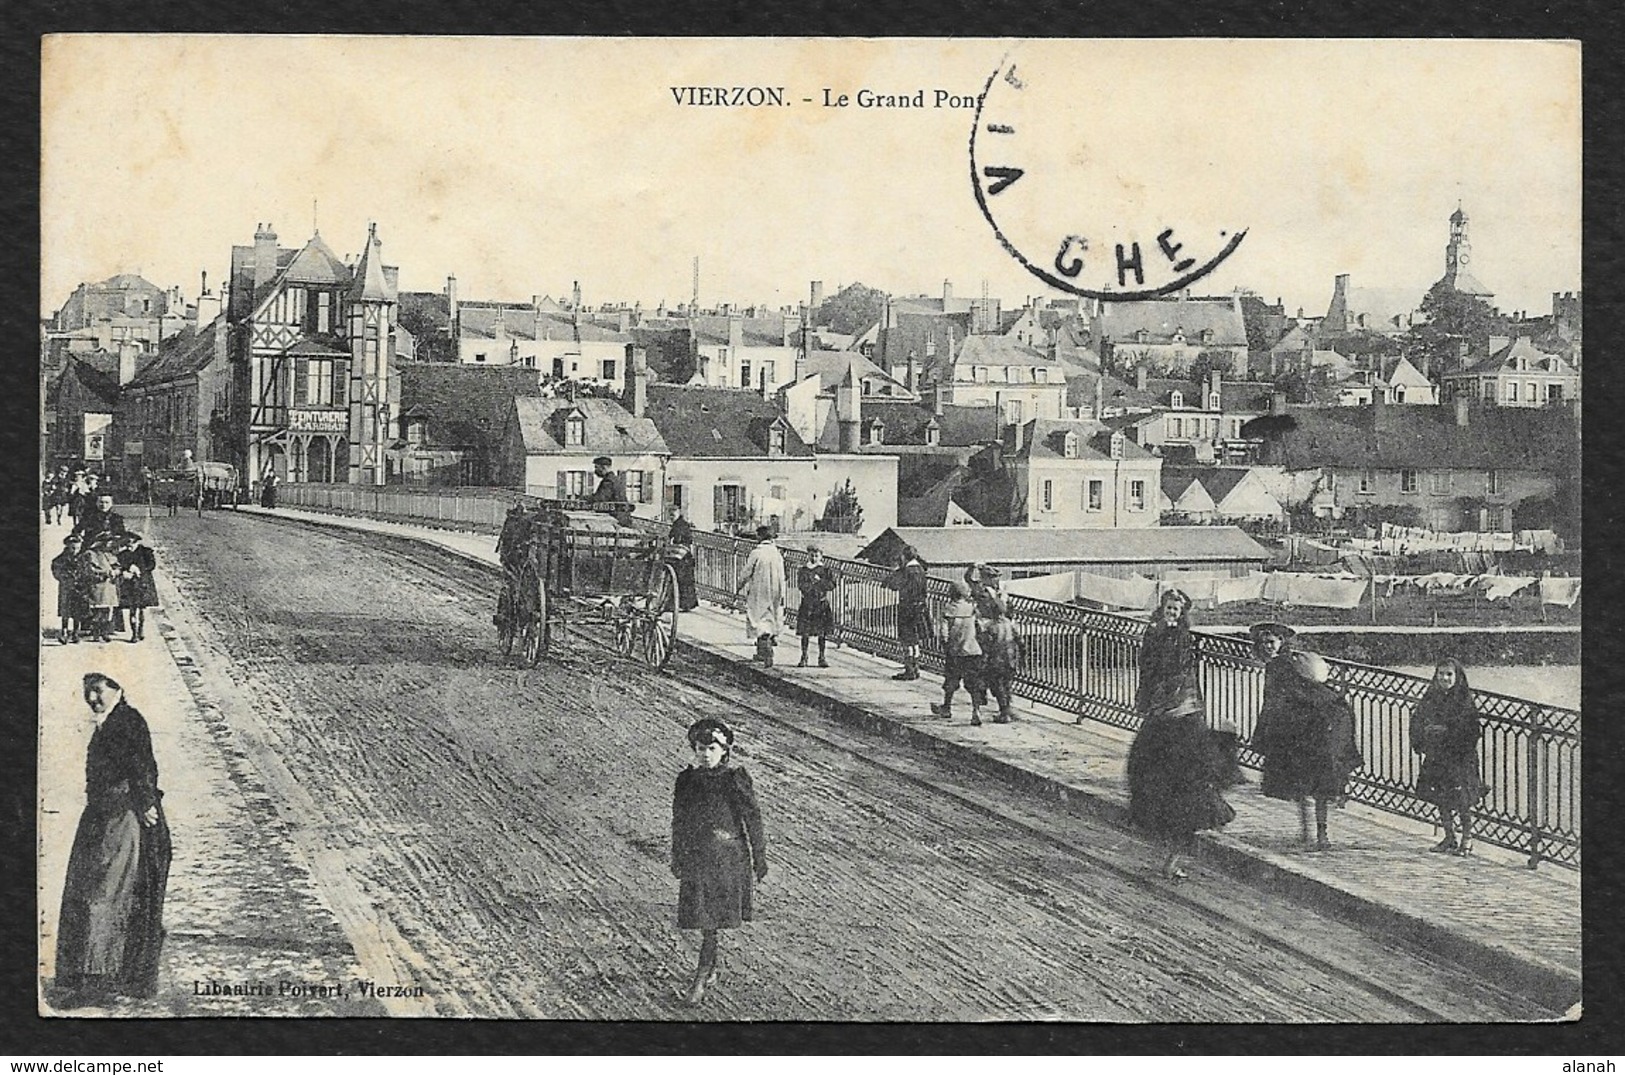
[149,461,241,516]
[495,497,680,669]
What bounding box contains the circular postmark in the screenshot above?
[969,47,1247,300]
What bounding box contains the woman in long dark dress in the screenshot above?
[1412,659,1485,855]
[1259,651,1363,850]
[670,718,767,1007]
[796,545,838,667]
[54,673,172,1005]
[1252,621,1309,836]
[666,513,700,612]
[1125,589,1234,880]
[116,532,159,643]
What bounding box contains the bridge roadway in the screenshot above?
[36,506,1579,1022]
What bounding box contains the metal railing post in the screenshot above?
[1526,715,1545,870]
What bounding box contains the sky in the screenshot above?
[41,36,1581,321]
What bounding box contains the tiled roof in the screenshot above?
[1163,466,1253,504]
[857,525,1271,566]
[800,350,908,394]
[1097,297,1247,347]
[817,400,940,451]
[1065,368,1157,411]
[646,385,813,459]
[876,310,972,370]
[458,303,542,341]
[1451,336,1576,377]
[398,362,546,450]
[510,396,668,456]
[127,319,223,387]
[64,354,123,407]
[284,233,351,287]
[1244,403,1577,471]
[1016,418,1155,461]
[1142,378,1274,412]
[951,333,1064,371]
[691,315,796,348]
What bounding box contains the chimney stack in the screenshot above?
[1135,366,1148,391]
[1208,366,1222,399]
[625,345,648,417]
[1455,394,1470,427]
[619,309,632,334]
[933,384,945,417]
[572,281,582,312]
[1094,373,1105,419]
[810,280,824,313]
[447,275,459,321]
[728,314,744,352]
[836,367,862,452]
[943,279,953,303]
[117,339,141,386]
[253,223,279,291]
[759,365,771,401]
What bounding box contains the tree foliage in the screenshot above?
[1404,284,1495,375]
[818,478,865,533]
[816,283,888,336]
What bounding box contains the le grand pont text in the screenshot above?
[671,86,984,110]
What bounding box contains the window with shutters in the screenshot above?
[1087,480,1103,512]
[1487,469,1501,495]
[298,358,338,406]
[1401,469,1418,493]
[558,470,591,497]
[1128,480,1146,512]
[623,469,646,504]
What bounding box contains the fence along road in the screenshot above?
[273,482,1579,871]
[676,526,1580,872]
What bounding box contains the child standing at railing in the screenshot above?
[931,577,986,725]
[979,594,1023,724]
[1412,659,1486,856]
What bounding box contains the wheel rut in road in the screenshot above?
[145,512,1553,1021]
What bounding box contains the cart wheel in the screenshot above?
[639,563,680,670]
[522,574,550,667]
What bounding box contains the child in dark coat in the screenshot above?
[979,595,1023,723]
[670,718,767,1007]
[51,534,86,644]
[1412,659,1485,855]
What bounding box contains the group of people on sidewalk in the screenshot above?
[1125,588,1488,878]
[731,525,843,671]
[48,499,161,646]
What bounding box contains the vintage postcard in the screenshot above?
[39,36,1580,1023]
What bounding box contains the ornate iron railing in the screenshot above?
[682,526,1579,870]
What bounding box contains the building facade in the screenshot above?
[228,223,400,487]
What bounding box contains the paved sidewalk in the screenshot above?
[240,504,1582,1011]
[37,516,384,1017]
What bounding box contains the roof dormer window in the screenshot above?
[866,419,885,446]
[1170,390,1184,409]
[564,412,586,447]
[1208,392,1221,410]
[924,421,940,447]
[1135,329,1149,344]
[1109,431,1126,460]
[768,422,786,456]
[1201,329,1214,344]
[1062,431,1079,459]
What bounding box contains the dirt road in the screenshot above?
[142,512,1544,1021]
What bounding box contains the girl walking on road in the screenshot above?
[116,532,160,643]
[670,718,768,1007]
[1258,650,1363,850]
[1126,589,1234,880]
[53,674,172,1006]
[1412,659,1486,856]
